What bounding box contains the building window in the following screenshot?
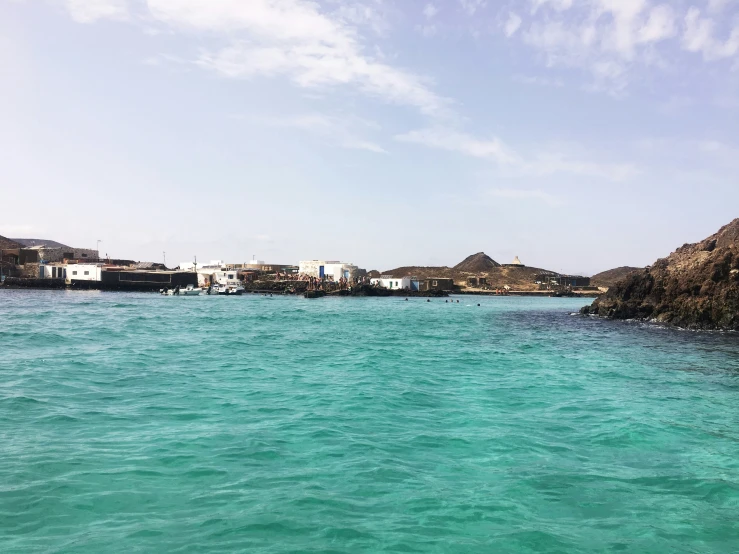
[82,253,88,258]
[73,271,78,276]
[84,271,89,276]
[228,274,234,279]
[433,280,438,286]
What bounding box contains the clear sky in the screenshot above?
[2,0,738,274]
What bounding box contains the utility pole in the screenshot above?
[96,240,102,261]
[163,251,166,267]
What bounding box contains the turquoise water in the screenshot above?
[1,290,739,553]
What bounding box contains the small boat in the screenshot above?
[161,285,201,296]
[212,284,245,296]
[179,285,201,296]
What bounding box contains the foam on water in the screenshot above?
[1,290,739,553]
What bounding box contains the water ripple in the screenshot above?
[1,291,739,553]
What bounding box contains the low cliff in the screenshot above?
[581,219,739,330]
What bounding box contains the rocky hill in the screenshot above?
[591,266,642,289]
[383,253,559,291]
[453,252,500,272]
[582,219,739,330]
[0,235,23,250]
[10,238,71,249]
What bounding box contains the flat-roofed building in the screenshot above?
[371,276,414,290]
[299,260,358,280]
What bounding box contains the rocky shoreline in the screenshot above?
[581,219,739,331]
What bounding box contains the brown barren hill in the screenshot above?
[591,267,642,289]
[0,235,24,250]
[453,252,500,272]
[383,253,560,291]
[582,219,739,330]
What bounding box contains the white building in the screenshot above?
[39,263,103,282]
[65,264,103,284]
[39,264,67,279]
[299,260,358,280]
[371,276,412,290]
[213,270,240,286]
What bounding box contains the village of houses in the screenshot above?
[0,235,595,297]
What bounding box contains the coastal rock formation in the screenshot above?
[453,252,500,272]
[591,266,642,289]
[582,219,739,330]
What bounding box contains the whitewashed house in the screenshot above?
[299,260,358,280]
[213,270,240,286]
[371,276,413,290]
[65,264,103,284]
[39,264,67,280]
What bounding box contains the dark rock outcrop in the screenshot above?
[582,219,739,330]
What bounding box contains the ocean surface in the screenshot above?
[1,290,739,553]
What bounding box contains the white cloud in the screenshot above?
[395,128,518,165]
[488,188,563,206]
[395,127,637,180]
[334,2,391,36]
[259,112,387,153]
[459,0,485,15]
[423,3,438,19]
[531,0,574,14]
[683,7,739,61]
[707,0,736,13]
[505,12,522,37]
[639,4,676,43]
[515,1,729,93]
[144,0,450,117]
[64,0,128,23]
[525,151,638,180]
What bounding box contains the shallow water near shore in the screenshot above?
[1,289,739,553]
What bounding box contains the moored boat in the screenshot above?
[212,284,245,296]
[161,284,201,296]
